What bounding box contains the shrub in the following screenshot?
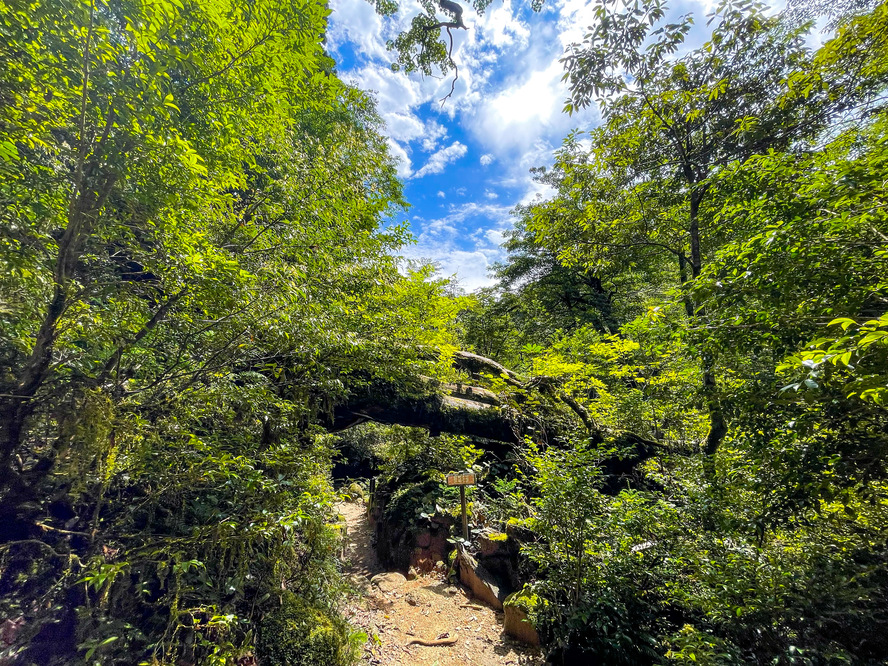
[257,593,361,666]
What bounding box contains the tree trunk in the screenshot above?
[687,185,728,478]
[0,169,116,487]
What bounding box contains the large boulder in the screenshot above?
[476,529,522,592]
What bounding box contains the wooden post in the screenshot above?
[460,485,468,540]
[446,472,476,542]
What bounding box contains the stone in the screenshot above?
[503,600,540,646]
[405,590,434,607]
[370,572,406,593]
[478,552,521,591]
[409,529,450,573]
[505,519,534,542]
[457,546,506,610]
[478,531,508,558]
[1,617,24,648]
[348,574,372,593]
[406,566,419,580]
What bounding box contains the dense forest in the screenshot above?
[1,0,887,663]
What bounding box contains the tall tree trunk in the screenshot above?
[687,186,728,479]
[678,253,694,319]
[0,171,116,487]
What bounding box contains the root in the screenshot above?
[406,636,458,646]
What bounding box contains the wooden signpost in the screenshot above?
[446,472,477,540]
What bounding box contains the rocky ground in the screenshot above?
[337,501,545,666]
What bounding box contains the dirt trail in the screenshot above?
[338,501,544,666]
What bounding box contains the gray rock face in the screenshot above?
[457,546,506,609]
[370,572,406,592]
[477,531,522,592]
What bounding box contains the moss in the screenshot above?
[504,588,544,615]
[257,593,357,666]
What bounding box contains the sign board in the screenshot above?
[446,473,476,486]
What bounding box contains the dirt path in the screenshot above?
[338,501,545,666]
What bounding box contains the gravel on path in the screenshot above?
[337,501,545,666]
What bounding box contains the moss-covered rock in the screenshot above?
[503,588,543,646]
[503,588,543,614]
[257,593,357,666]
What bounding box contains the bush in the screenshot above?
[257,593,361,666]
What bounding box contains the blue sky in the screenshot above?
[325,0,786,290]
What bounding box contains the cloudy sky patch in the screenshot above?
[327,0,778,290]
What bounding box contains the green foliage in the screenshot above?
[4,0,888,664]
[463,2,888,664]
[527,321,708,445]
[460,216,625,370]
[0,0,465,661]
[336,422,469,480]
[523,443,667,663]
[521,441,888,663]
[791,313,888,404]
[257,592,363,666]
[503,587,543,614]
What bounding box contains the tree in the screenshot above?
[0,0,337,486]
[0,0,468,661]
[523,0,885,474]
[470,4,888,662]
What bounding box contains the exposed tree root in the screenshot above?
[407,636,458,646]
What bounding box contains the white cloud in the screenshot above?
[485,189,499,199]
[385,112,426,142]
[420,122,449,152]
[412,141,468,178]
[330,0,581,170]
[402,202,515,290]
[327,0,390,61]
[329,0,740,289]
[341,63,462,181]
[386,138,412,179]
[470,0,531,49]
[437,250,499,291]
